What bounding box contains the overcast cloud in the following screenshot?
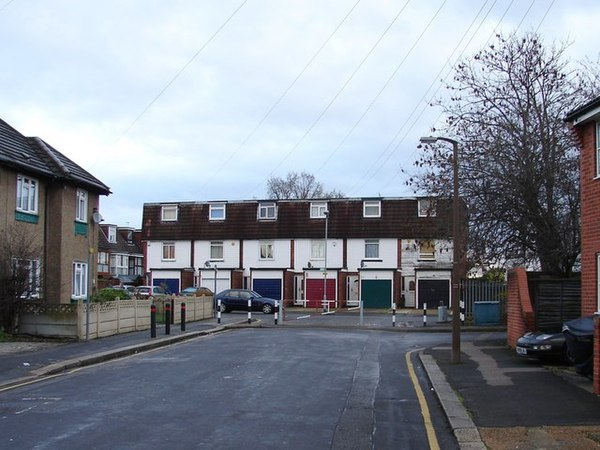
[1,0,598,228]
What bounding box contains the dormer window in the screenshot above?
[108,226,117,243]
[310,202,328,218]
[363,200,381,218]
[161,205,178,222]
[209,203,226,221]
[418,199,436,217]
[258,202,277,220]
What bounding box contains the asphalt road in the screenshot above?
[0,328,458,449]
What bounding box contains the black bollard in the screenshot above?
[165,302,171,335]
[171,300,175,325]
[181,302,186,331]
[150,303,157,338]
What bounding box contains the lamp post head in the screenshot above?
[323,210,329,217]
[419,136,439,144]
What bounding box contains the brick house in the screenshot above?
[97,224,144,289]
[0,117,111,303]
[565,97,600,393]
[141,197,465,309]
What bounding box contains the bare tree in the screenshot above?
[409,32,598,275]
[267,171,344,200]
[0,225,42,333]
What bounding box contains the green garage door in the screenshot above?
[361,279,392,309]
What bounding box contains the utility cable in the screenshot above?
[196,0,363,192]
[248,0,413,197]
[114,0,249,143]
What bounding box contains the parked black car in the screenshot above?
[516,330,567,361]
[563,316,594,377]
[215,289,278,314]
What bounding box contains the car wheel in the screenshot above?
[262,303,273,314]
[219,303,229,313]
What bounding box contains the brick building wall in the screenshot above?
[506,268,535,348]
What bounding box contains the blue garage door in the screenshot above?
[153,278,179,295]
[253,279,282,300]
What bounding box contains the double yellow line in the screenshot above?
[406,349,440,450]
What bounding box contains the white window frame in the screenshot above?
[310,202,328,218]
[260,241,274,260]
[363,200,381,218]
[365,239,379,259]
[210,241,224,260]
[76,189,88,222]
[596,122,600,178]
[209,203,226,221]
[161,205,178,222]
[98,251,109,273]
[418,199,436,217]
[16,174,39,214]
[419,240,436,260]
[162,242,175,261]
[311,240,325,259]
[258,202,277,220]
[108,226,117,243]
[72,262,88,299]
[110,253,129,276]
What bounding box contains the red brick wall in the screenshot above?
[507,268,535,348]
[595,316,600,394]
[577,121,600,316]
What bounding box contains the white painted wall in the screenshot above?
[193,239,240,269]
[294,238,343,270]
[146,241,191,269]
[347,238,398,271]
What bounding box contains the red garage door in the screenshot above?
[305,279,336,308]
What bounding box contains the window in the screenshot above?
[12,258,40,299]
[76,189,88,222]
[16,175,38,214]
[260,241,274,260]
[98,252,109,273]
[596,123,600,178]
[108,226,117,243]
[311,240,325,259]
[72,262,88,299]
[110,254,129,275]
[162,205,178,221]
[210,241,224,260]
[419,240,436,260]
[363,200,381,218]
[209,203,226,221]
[365,239,379,259]
[162,242,175,260]
[310,202,328,218]
[258,202,277,220]
[418,199,436,217]
[129,256,144,275]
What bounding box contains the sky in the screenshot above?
[1,0,598,229]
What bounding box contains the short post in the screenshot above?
[150,303,156,338]
[359,300,364,326]
[165,302,171,335]
[181,302,186,331]
[392,303,396,327]
[460,300,465,324]
[217,299,222,324]
[247,299,252,324]
[274,301,279,325]
[423,302,427,327]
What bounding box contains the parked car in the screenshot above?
[563,316,594,377]
[516,330,567,361]
[134,286,167,298]
[215,289,278,314]
[180,286,213,297]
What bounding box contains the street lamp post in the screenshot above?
[323,210,329,312]
[420,135,461,364]
[87,208,103,341]
[205,261,217,317]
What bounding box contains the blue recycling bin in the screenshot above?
[473,301,500,325]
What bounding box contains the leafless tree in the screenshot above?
[267,171,344,200]
[0,225,43,333]
[409,32,599,275]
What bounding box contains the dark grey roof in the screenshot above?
[0,117,111,195]
[564,96,600,123]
